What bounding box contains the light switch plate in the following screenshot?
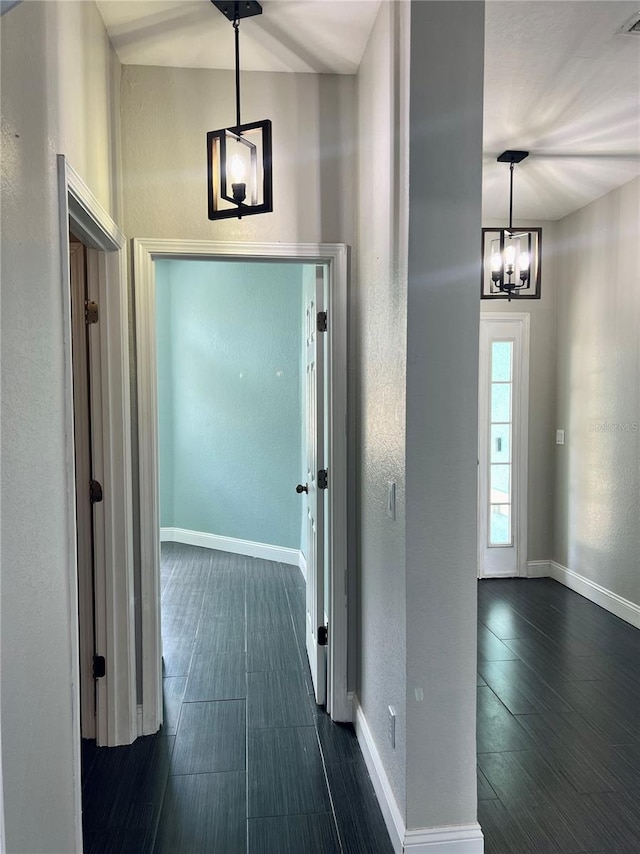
[556,429,565,445]
[388,481,396,520]
[388,706,396,748]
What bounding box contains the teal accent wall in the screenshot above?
[156,259,305,549]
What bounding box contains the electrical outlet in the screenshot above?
[556,429,565,445]
[388,706,396,749]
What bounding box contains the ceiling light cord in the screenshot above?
[509,160,514,232]
[233,10,241,129]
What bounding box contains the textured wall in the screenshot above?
[121,64,356,245]
[405,0,484,830]
[156,260,304,549]
[0,1,122,849]
[481,219,558,563]
[355,0,408,815]
[554,177,640,604]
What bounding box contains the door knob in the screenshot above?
[296,483,308,494]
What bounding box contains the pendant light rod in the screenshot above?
[233,11,241,129]
[508,161,514,231]
[497,149,529,231]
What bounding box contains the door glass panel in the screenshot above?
[490,505,511,545]
[489,340,513,546]
[491,341,512,382]
[490,464,511,498]
[490,383,511,423]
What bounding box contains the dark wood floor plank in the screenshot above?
[247,726,330,818]
[248,813,340,854]
[478,659,573,715]
[161,637,194,678]
[154,771,246,854]
[478,625,521,662]
[161,677,186,736]
[316,714,361,765]
[184,652,247,702]
[247,669,315,729]
[170,699,246,776]
[246,626,302,672]
[477,749,579,813]
[477,686,534,754]
[194,615,245,654]
[325,757,395,854]
[82,734,174,834]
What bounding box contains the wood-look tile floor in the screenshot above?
[478,577,640,854]
[82,543,393,853]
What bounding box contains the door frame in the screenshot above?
[477,312,530,578]
[133,239,350,731]
[58,156,137,748]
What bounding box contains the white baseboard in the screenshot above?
[352,697,483,854]
[403,826,484,852]
[160,527,301,567]
[527,560,551,578]
[353,696,404,853]
[299,551,307,583]
[550,561,640,629]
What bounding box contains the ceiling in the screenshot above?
[96,0,640,221]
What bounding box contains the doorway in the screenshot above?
[133,239,349,733]
[478,313,530,578]
[154,258,328,702]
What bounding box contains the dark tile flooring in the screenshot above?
[478,577,640,854]
[82,543,393,854]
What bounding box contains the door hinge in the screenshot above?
[85,300,99,324]
[90,479,103,503]
[317,311,327,333]
[93,655,106,679]
[318,469,328,490]
[318,625,328,646]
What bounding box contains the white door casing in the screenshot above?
[304,268,326,704]
[58,156,137,753]
[478,313,530,578]
[133,239,350,728]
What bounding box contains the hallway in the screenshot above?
[478,578,640,853]
[81,543,393,853]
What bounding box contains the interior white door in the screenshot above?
[478,314,529,578]
[303,268,326,704]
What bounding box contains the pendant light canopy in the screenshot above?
[481,151,541,300]
[207,1,273,220]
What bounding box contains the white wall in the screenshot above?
[554,177,640,605]
[0,2,122,849]
[355,0,409,815]
[481,219,558,562]
[404,0,484,831]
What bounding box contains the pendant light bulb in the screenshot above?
[504,244,516,272]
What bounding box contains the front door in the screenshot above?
[478,314,530,577]
[304,267,326,704]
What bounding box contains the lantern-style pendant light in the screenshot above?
[207,1,273,220]
[481,151,541,300]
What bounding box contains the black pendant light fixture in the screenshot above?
[481,151,541,300]
[207,0,273,220]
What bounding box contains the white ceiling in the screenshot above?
[96,0,640,220]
